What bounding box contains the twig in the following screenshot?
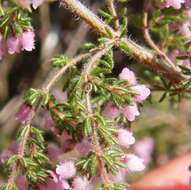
[85,85,111,187]
[61,0,188,84]
[83,40,114,82]
[143,12,179,71]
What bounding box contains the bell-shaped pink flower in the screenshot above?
[7,36,21,54]
[134,137,154,165]
[132,85,151,103]
[122,104,140,122]
[73,176,89,190]
[165,0,185,9]
[75,140,92,156]
[117,129,135,148]
[102,102,120,120]
[16,104,33,124]
[119,67,137,85]
[32,0,44,9]
[56,161,76,180]
[20,31,35,51]
[123,154,145,172]
[110,168,127,183]
[180,22,191,38]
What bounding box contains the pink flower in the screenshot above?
[180,22,191,38]
[117,129,135,148]
[73,176,89,190]
[75,140,92,156]
[7,36,21,54]
[102,102,120,120]
[20,31,35,51]
[122,104,140,122]
[56,161,76,180]
[102,102,140,122]
[119,67,137,85]
[16,176,28,190]
[165,0,185,9]
[134,137,154,165]
[110,169,127,183]
[16,104,33,124]
[32,0,44,9]
[123,154,145,172]
[132,85,150,103]
[42,111,55,132]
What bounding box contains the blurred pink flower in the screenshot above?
[7,36,21,54]
[110,169,127,183]
[123,154,145,172]
[56,161,76,180]
[73,176,89,190]
[134,137,155,165]
[122,104,140,122]
[46,144,62,161]
[119,67,137,85]
[165,0,185,9]
[102,102,120,120]
[102,102,140,122]
[117,129,135,148]
[32,0,44,9]
[20,31,35,51]
[42,111,55,132]
[180,22,191,38]
[16,104,33,124]
[52,88,67,103]
[16,176,28,190]
[75,140,92,156]
[132,85,150,103]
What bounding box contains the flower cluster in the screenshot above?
[102,67,150,122]
[0,31,35,60]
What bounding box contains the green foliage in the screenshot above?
[24,88,49,106]
[51,54,69,68]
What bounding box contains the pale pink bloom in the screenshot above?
[32,0,44,9]
[134,137,154,165]
[46,144,62,161]
[117,129,135,148]
[182,59,191,67]
[180,22,191,38]
[102,102,120,120]
[185,9,191,17]
[20,31,35,51]
[16,104,33,124]
[42,111,55,132]
[16,176,28,190]
[52,88,68,103]
[119,67,137,85]
[61,180,71,190]
[123,154,145,172]
[122,104,140,122]
[132,85,151,103]
[7,36,21,54]
[56,161,76,180]
[75,140,91,156]
[73,176,89,190]
[110,169,127,183]
[165,0,185,9]
[102,102,140,122]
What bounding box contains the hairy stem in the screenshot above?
[61,0,188,84]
